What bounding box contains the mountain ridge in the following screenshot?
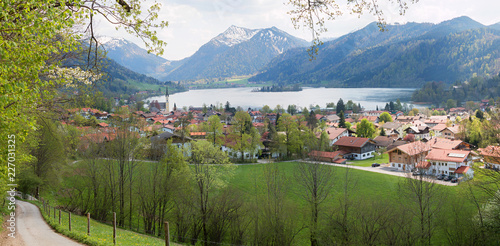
[164,26,309,81]
[250,16,500,88]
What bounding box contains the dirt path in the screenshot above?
[13,200,84,246]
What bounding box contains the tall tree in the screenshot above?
[206,115,224,147]
[190,141,233,246]
[1,0,167,202]
[336,98,345,115]
[295,160,335,246]
[379,112,393,123]
[230,111,261,162]
[287,104,298,115]
[277,113,302,158]
[398,173,444,245]
[307,111,319,130]
[29,119,65,198]
[338,111,346,128]
[356,119,376,138]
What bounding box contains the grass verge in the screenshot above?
[27,200,181,246]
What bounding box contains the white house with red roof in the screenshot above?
[424,149,474,177]
[323,127,349,146]
[333,136,377,160]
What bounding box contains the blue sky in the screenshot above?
[94,0,500,60]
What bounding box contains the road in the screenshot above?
[258,158,458,186]
[13,200,84,246]
[304,161,459,186]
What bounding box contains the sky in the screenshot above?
[94,0,500,61]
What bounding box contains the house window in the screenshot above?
[398,164,401,168]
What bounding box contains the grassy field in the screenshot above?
[31,200,181,246]
[349,153,389,167]
[44,159,480,245]
[229,161,471,245]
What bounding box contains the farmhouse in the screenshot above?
[478,145,500,170]
[333,136,376,160]
[387,141,432,171]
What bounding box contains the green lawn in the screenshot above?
[349,153,389,167]
[229,161,471,245]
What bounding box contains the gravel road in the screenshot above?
[15,200,84,246]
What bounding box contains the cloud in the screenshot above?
[94,0,500,60]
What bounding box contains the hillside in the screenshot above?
[165,26,309,81]
[250,16,500,88]
[98,37,185,80]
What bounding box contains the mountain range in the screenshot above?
[100,26,308,81]
[250,16,500,88]
[98,37,185,80]
[100,16,500,89]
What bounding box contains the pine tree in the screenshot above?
[380,127,386,136]
[338,111,346,128]
[336,98,345,115]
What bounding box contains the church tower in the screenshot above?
[165,86,170,112]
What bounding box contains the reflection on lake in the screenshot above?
[146,87,416,110]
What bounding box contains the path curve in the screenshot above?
[16,200,84,246]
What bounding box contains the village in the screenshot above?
[62,88,500,185]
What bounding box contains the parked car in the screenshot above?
[371,163,380,167]
[412,170,424,176]
[436,174,446,180]
[443,175,453,181]
[451,177,458,183]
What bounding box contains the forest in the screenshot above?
[411,74,500,106]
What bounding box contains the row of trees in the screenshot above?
[411,74,500,106]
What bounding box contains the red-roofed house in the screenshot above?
[478,145,500,170]
[425,149,473,177]
[333,136,376,160]
[190,132,207,139]
[359,115,380,123]
[427,137,471,151]
[97,122,109,128]
[440,125,461,139]
[323,127,349,146]
[309,150,346,164]
[386,141,432,171]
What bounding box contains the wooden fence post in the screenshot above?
[164,221,170,246]
[59,210,61,225]
[54,207,56,219]
[87,213,91,236]
[69,212,72,231]
[113,212,116,245]
[48,205,50,217]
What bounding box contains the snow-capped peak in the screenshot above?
[96,36,127,49]
[212,25,260,47]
